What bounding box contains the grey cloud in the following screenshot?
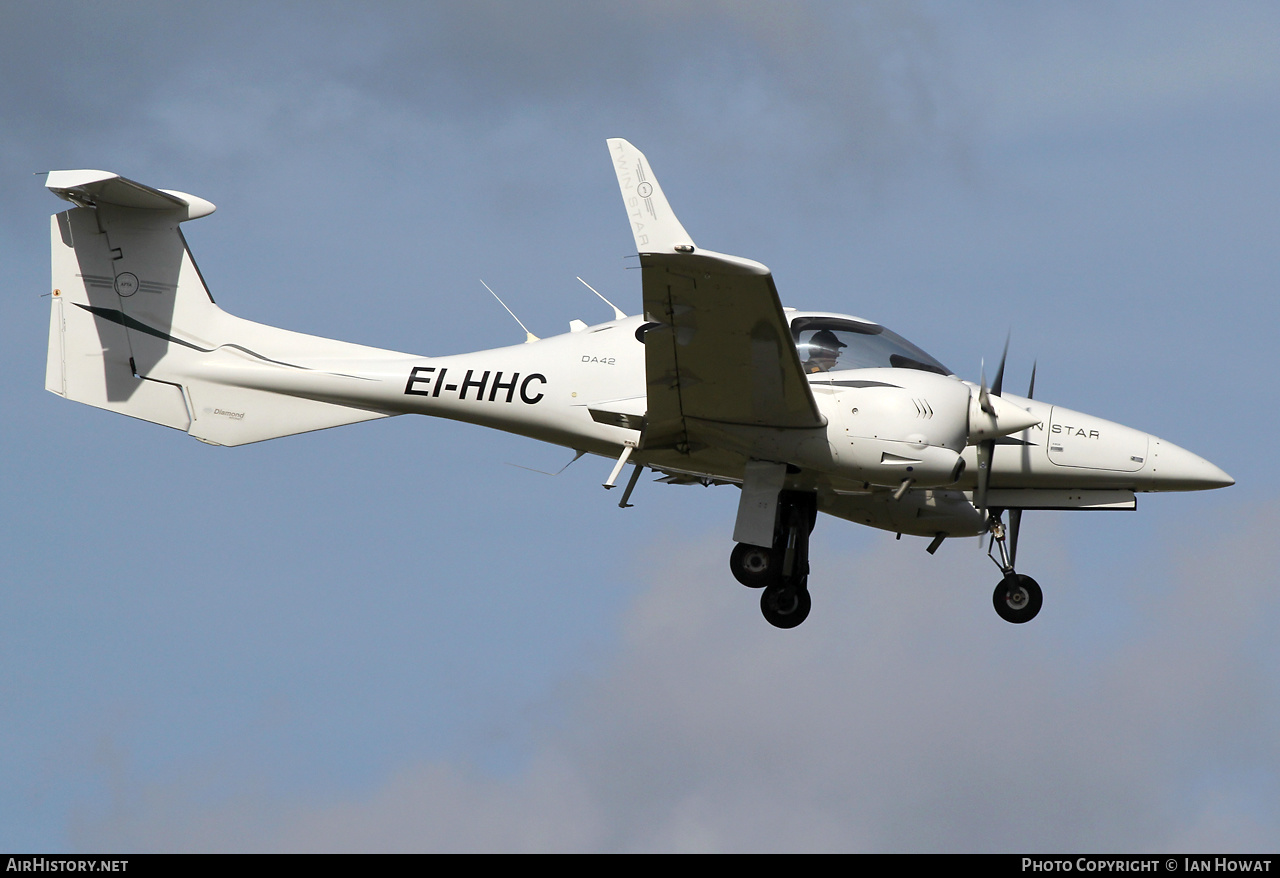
[72,507,1280,852]
[1,3,962,182]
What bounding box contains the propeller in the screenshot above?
[969,336,1041,525]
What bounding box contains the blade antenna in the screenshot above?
[505,449,585,476]
[480,279,539,343]
[1027,360,1037,399]
[577,277,627,320]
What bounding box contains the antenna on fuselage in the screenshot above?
[505,449,586,476]
[480,279,539,343]
[576,277,627,320]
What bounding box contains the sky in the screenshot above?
[1,1,1276,853]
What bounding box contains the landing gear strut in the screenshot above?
[987,508,1042,624]
[731,490,817,629]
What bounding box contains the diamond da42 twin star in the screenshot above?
[41,139,1234,628]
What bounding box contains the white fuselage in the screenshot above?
[202,309,1227,540]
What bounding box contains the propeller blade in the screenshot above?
[978,358,995,416]
[992,333,1010,398]
[1008,507,1022,568]
[976,439,992,519]
[1027,360,1037,400]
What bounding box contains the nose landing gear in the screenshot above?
[730,490,817,629]
[987,509,1042,623]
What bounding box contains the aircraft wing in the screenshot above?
[607,139,824,451]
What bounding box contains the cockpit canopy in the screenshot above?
[791,315,951,376]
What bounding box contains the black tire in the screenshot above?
[993,574,1043,624]
[730,542,780,588]
[761,584,811,629]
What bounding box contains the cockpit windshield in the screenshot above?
[791,316,951,376]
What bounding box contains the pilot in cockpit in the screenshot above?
[803,329,846,373]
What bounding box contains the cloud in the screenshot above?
[948,4,1280,140]
[72,505,1280,852]
[14,1,1275,854]
[0,3,964,184]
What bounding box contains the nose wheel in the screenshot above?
[993,573,1042,624]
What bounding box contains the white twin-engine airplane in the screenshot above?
[42,139,1233,629]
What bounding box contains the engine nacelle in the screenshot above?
[820,368,972,487]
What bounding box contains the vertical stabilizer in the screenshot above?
[46,191,206,431]
[44,170,401,445]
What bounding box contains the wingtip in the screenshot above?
[607,138,695,254]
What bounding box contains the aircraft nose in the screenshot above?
[1146,438,1235,491]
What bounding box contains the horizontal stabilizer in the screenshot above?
[46,170,216,221]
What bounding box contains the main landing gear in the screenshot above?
[987,508,1042,624]
[730,490,817,629]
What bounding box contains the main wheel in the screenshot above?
[761,584,811,629]
[993,574,1042,624]
[730,542,780,588]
